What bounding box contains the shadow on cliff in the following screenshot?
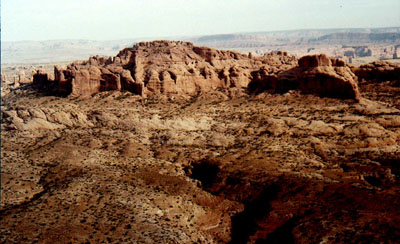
[228,184,281,244]
[30,70,72,97]
[247,65,361,101]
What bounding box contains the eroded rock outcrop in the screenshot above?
[33,42,364,101]
[1,106,93,130]
[354,61,400,82]
[32,70,49,88]
[37,41,297,97]
[249,54,361,101]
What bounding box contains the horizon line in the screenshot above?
[2,26,400,43]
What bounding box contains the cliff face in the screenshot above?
[117,41,264,96]
[34,40,364,101]
[48,41,296,97]
[249,54,361,101]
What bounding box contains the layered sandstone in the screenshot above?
[32,41,363,101]
[249,54,361,101]
[39,41,295,98]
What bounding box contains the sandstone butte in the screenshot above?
[33,40,363,101]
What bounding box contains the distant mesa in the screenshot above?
[311,32,400,45]
[33,40,365,101]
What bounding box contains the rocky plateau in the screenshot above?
[1,41,400,243]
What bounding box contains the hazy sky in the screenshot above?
[2,0,400,42]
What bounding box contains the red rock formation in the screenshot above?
[298,54,331,68]
[37,42,360,101]
[249,54,361,101]
[48,41,296,97]
[353,61,400,82]
[33,70,49,87]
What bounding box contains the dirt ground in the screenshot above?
[1,79,400,243]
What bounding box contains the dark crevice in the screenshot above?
[380,158,400,177]
[186,159,285,244]
[364,176,382,187]
[229,184,280,244]
[200,68,207,79]
[256,215,301,244]
[186,159,220,188]
[168,71,177,84]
